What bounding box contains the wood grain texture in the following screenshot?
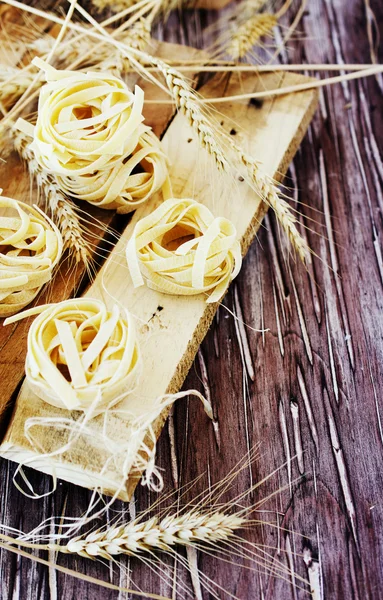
[0,0,382,599]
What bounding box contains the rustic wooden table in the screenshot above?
[0,0,382,598]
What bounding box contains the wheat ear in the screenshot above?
[97,18,152,75]
[123,16,151,51]
[11,129,91,266]
[236,147,309,261]
[226,13,277,60]
[50,510,246,559]
[151,59,228,171]
[254,174,309,262]
[46,189,90,265]
[241,0,269,12]
[147,59,308,259]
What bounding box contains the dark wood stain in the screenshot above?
[0,0,382,598]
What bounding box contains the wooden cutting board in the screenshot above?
[0,35,318,500]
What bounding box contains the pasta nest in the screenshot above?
[27,57,147,177]
[25,298,142,413]
[0,196,63,317]
[56,130,170,214]
[126,198,242,303]
[17,59,170,212]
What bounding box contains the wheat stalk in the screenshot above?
[0,505,305,593]
[225,13,277,60]
[1,447,305,589]
[151,59,228,171]
[3,510,245,560]
[207,0,275,59]
[57,510,245,559]
[123,16,151,51]
[145,58,308,259]
[11,129,91,266]
[234,145,309,261]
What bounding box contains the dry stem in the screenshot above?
[27,17,151,75]
[0,539,169,600]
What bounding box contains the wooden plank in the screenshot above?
[1,2,383,600]
[0,30,204,432]
[0,70,318,500]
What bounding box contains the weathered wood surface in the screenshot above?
[0,0,382,599]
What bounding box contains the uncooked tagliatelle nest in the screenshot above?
[55,130,170,214]
[9,298,142,413]
[126,198,242,303]
[16,58,170,213]
[0,196,63,317]
[23,57,147,176]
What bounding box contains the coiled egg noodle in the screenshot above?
[126,198,242,303]
[0,196,63,317]
[4,298,142,413]
[17,57,147,177]
[55,130,171,214]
